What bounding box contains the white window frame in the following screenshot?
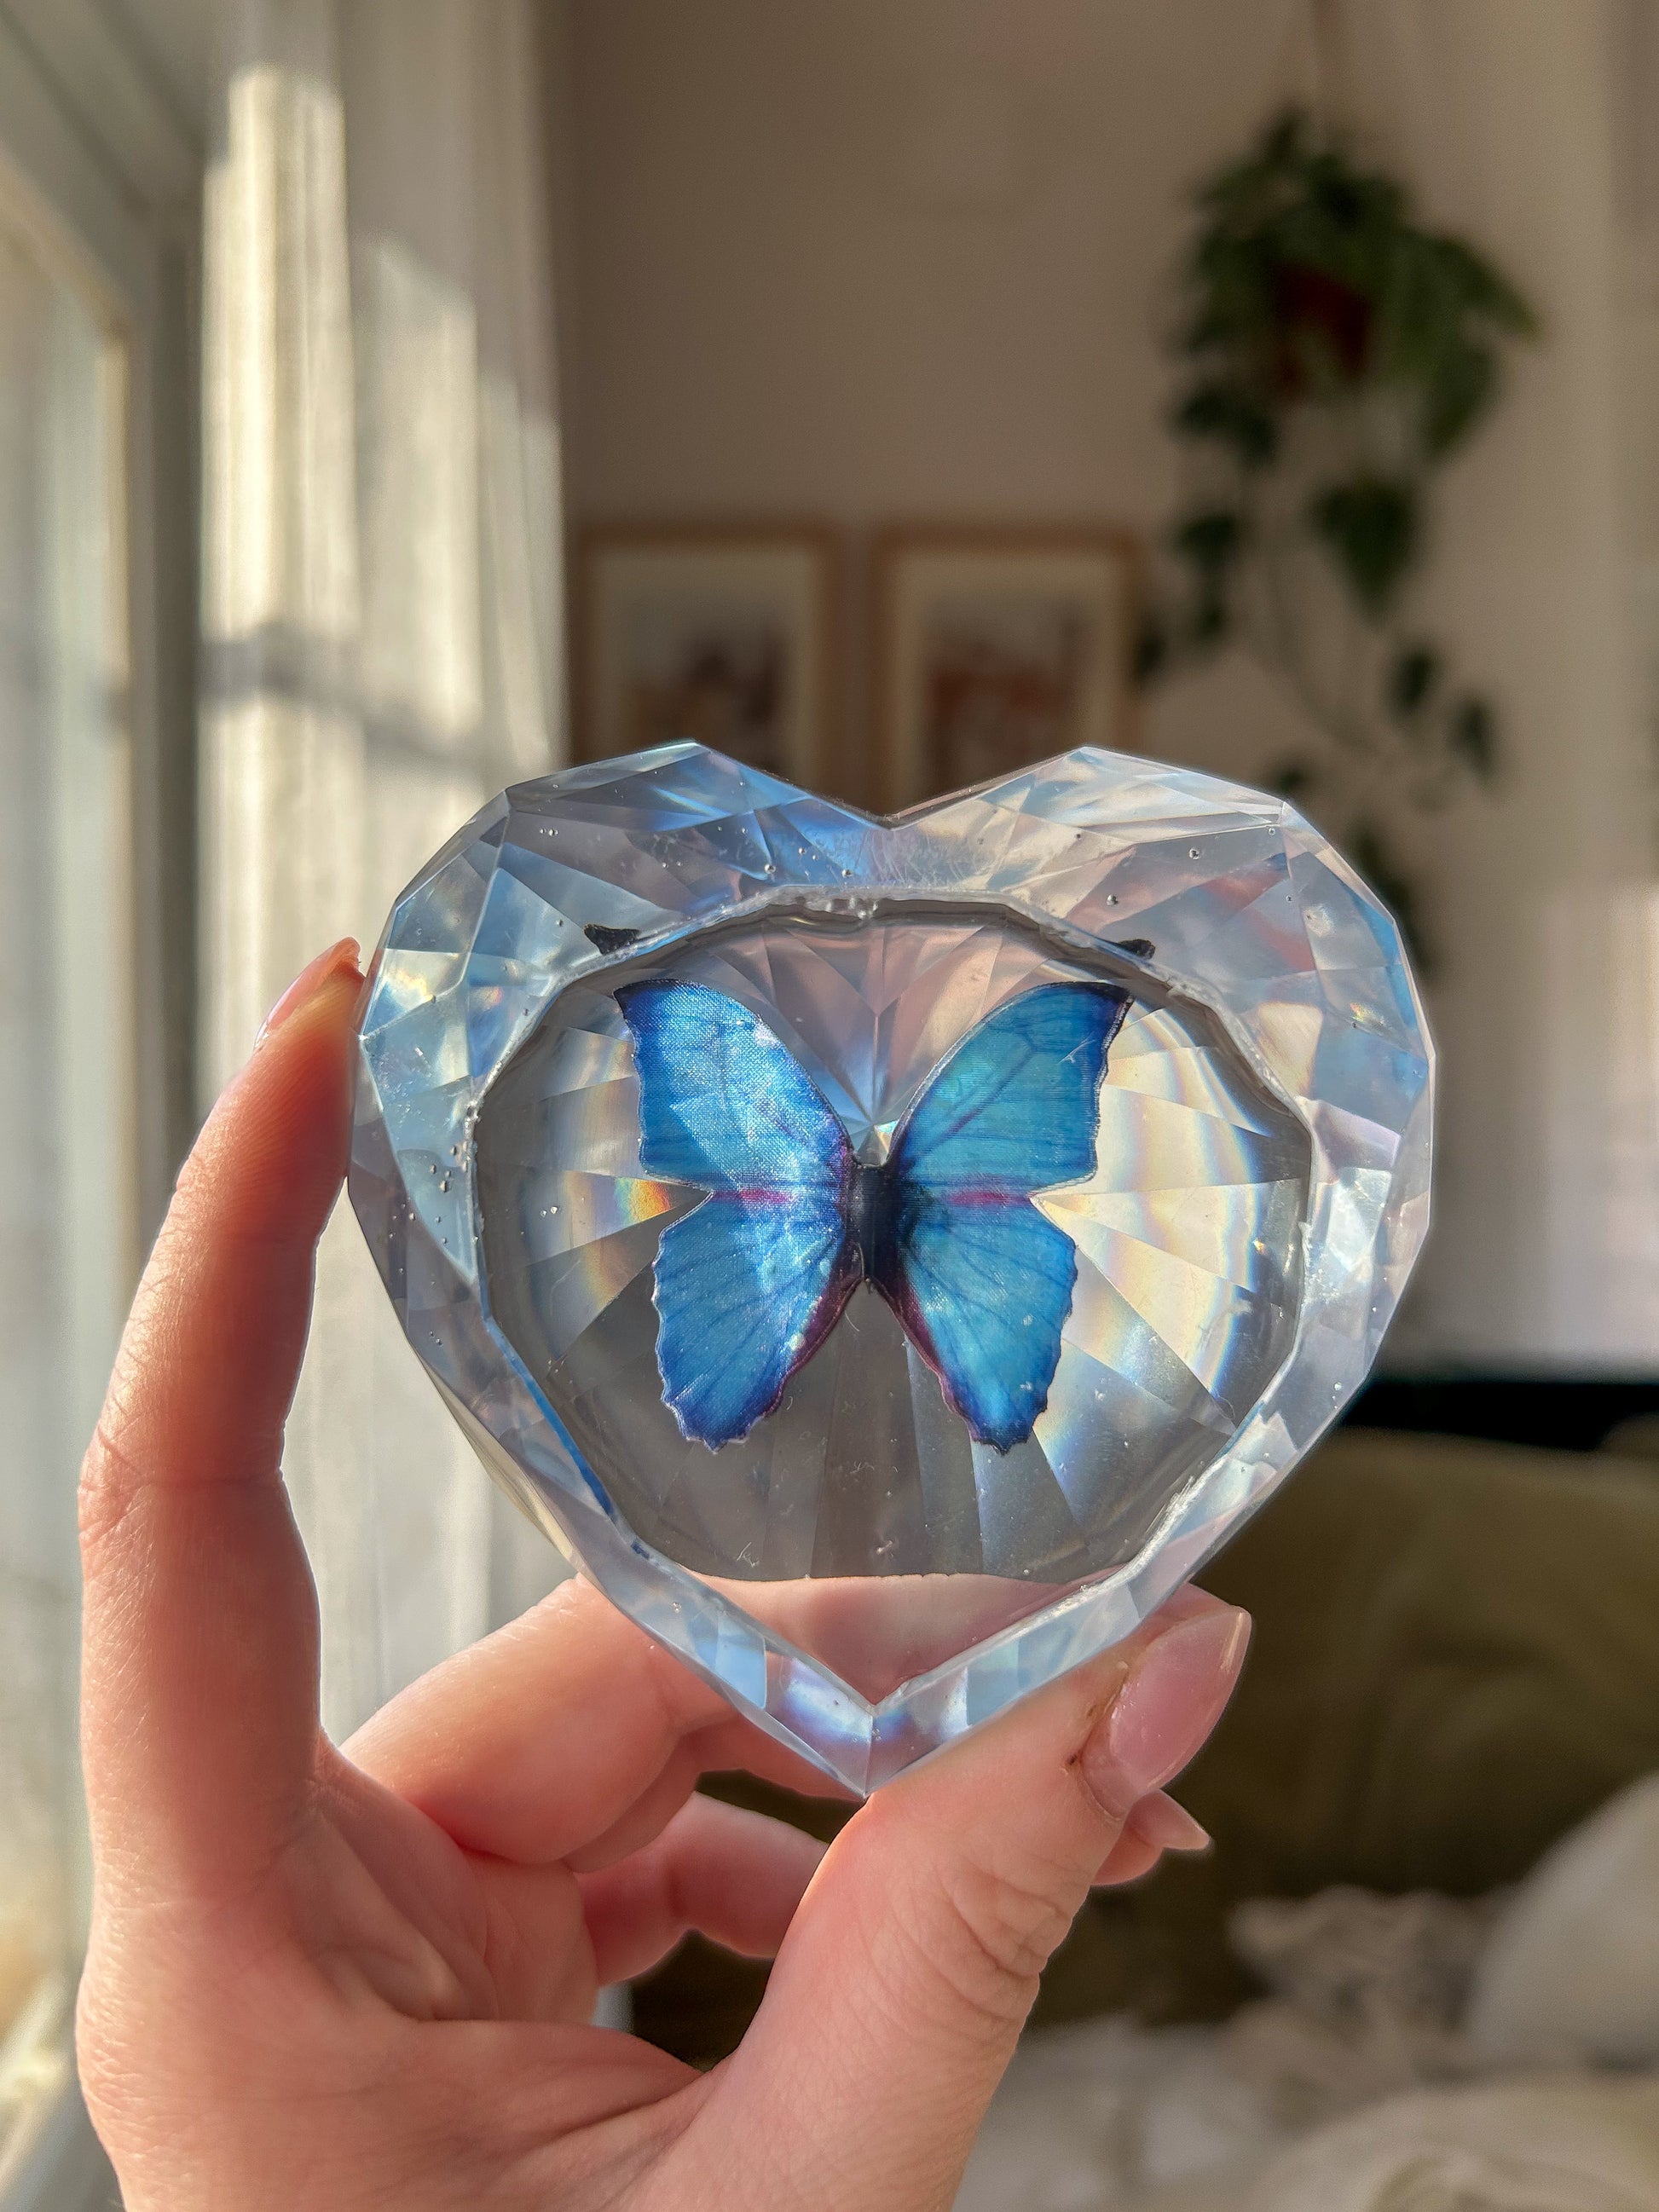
[0,0,202,1233]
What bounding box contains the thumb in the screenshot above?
[695,1588,1249,2212]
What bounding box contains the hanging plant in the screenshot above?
[1136,107,1538,964]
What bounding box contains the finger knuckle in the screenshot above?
[77,1270,179,1552]
[78,1418,148,1554]
[913,1849,1085,2030]
[949,1854,1080,1988]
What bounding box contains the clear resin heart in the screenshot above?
[350,745,1431,1791]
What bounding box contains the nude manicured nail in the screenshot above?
[1127,1790,1211,1855]
[1080,1605,1249,1808]
[257,939,361,1045]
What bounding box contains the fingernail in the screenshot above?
[1127,1791,1211,1855]
[257,939,361,1045]
[1082,1605,1249,1809]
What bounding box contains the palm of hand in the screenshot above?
[81,1604,776,2208]
[76,944,1247,2212]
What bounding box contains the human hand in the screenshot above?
[77,939,1250,2212]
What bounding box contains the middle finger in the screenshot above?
[346,1576,845,1871]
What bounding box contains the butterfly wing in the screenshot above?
[880,982,1132,1452]
[616,979,858,1448]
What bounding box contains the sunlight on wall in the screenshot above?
[1541,885,1659,1364]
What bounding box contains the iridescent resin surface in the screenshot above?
[350,746,1432,1791]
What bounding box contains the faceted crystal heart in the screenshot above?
[350,745,1431,1791]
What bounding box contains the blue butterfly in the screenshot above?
[616,973,1136,1454]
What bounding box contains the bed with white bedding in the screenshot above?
[958,1779,1659,2212]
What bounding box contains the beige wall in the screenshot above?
[562,0,1305,783]
[561,0,1659,1372]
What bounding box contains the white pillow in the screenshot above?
[1466,1772,1659,2067]
[1239,2074,1659,2212]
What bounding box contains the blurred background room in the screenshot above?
[3,3,1659,2205]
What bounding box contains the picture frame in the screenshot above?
[870,526,1142,811]
[574,522,841,787]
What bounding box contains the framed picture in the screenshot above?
[871,527,1142,809]
[575,523,840,784]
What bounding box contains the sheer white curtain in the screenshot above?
[200,0,569,1740]
[0,199,130,2146]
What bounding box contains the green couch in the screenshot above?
[634,1429,1659,2065]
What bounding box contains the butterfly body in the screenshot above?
[616,972,1135,1454]
[847,1160,893,1283]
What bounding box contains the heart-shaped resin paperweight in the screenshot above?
[350,745,1431,1791]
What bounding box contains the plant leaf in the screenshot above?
[1386,644,1440,719]
[1189,586,1229,647]
[1350,817,1433,971]
[1132,612,1169,686]
[1172,379,1279,465]
[1309,476,1419,615]
[1431,234,1539,338]
[1421,340,1497,457]
[1265,755,1317,802]
[1172,507,1246,573]
[1448,694,1499,782]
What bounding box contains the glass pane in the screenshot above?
[0,197,133,2159]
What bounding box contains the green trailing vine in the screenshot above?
[1136,107,1538,963]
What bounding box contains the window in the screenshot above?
[0,9,199,2189]
[0,182,134,2180]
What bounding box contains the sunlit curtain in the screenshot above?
[200,0,569,1740]
[0,207,130,2140]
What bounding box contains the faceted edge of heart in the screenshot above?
[348,742,1433,1793]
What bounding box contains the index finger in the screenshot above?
[346,1572,851,1876]
[78,940,361,1904]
